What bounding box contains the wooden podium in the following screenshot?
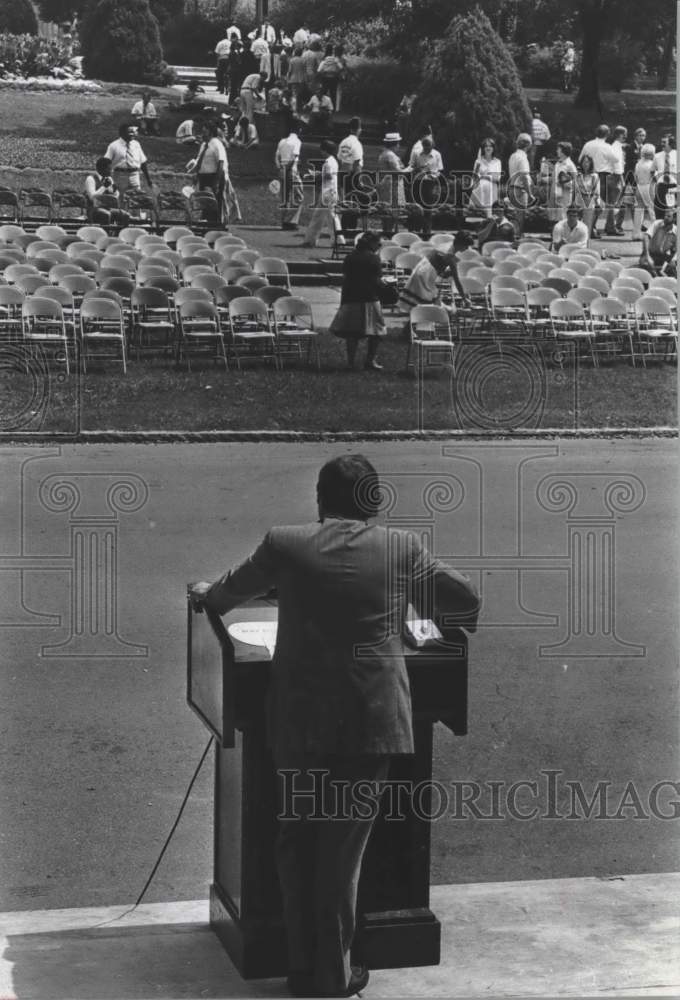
[187,595,468,979]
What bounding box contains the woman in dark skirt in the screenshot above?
[329,232,387,370]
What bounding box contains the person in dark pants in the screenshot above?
[329,232,388,370]
[653,134,677,219]
[190,454,480,999]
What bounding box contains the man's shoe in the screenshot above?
[339,965,370,997]
[613,229,625,236]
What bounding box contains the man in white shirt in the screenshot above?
[215,31,233,94]
[551,207,589,251]
[301,140,344,247]
[276,121,304,230]
[187,120,227,224]
[224,24,241,40]
[131,91,159,135]
[408,125,433,168]
[293,25,309,46]
[605,125,627,236]
[529,108,550,170]
[507,133,534,237]
[410,135,444,239]
[640,208,677,275]
[578,125,618,238]
[176,118,198,146]
[337,117,363,200]
[653,134,677,219]
[104,123,153,194]
[303,85,333,130]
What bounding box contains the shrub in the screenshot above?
[519,44,563,88]
[0,33,72,76]
[341,57,420,119]
[160,11,216,65]
[326,17,393,57]
[599,33,645,92]
[0,0,38,35]
[81,0,163,84]
[411,8,531,172]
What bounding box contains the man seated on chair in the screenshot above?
[84,157,131,227]
[551,206,589,252]
[640,207,677,277]
[477,200,516,250]
[131,91,160,135]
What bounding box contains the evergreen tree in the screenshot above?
[0,0,39,34]
[81,0,163,83]
[409,7,531,170]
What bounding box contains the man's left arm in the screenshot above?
[190,532,278,615]
[410,538,480,634]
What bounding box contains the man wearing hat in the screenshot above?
[376,132,407,235]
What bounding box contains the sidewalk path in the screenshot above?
[1,874,677,998]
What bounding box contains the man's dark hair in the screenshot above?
[453,230,475,248]
[317,455,382,520]
[320,139,338,156]
[96,156,111,175]
[119,122,134,137]
[348,116,361,133]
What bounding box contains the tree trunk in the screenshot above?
[657,15,675,89]
[574,0,610,111]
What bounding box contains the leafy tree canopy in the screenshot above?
[81,0,163,83]
[0,0,39,34]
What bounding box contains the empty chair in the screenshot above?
[649,276,677,293]
[227,296,278,370]
[549,298,596,366]
[35,224,68,244]
[273,295,319,369]
[214,235,247,254]
[634,295,677,365]
[173,286,212,322]
[177,299,227,370]
[130,285,175,361]
[76,225,107,244]
[96,266,130,285]
[379,245,403,273]
[590,265,618,284]
[217,244,253,264]
[541,277,572,297]
[219,263,253,283]
[177,235,209,254]
[180,254,214,273]
[395,252,422,291]
[4,263,39,285]
[35,248,69,265]
[493,259,523,276]
[236,274,268,293]
[253,257,291,288]
[163,225,194,247]
[204,230,226,246]
[190,272,228,296]
[647,286,677,308]
[96,236,126,252]
[19,187,54,225]
[588,295,632,364]
[230,249,261,269]
[579,275,610,296]
[58,273,97,305]
[489,247,516,262]
[255,285,292,311]
[0,190,21,223]
[0,285,25,339]
[192,247,223,266]
[156,192,191,229]
[536,252,563,268]
[0,223,26,242]
[458,276,488,314]
[22,295,72,373]
[101,254,135,275]
[514,267,544,287]
[562,258,589,277]
[481,240,513,258]
[612,276,644,295]
[548,267,579,287]
[214,285,249,322]
[79,296,127,373]
[525,286,561,337]
[15,274,47,295]
[114,247,143,266]
[0,248,26,266]
[391,232,420,248]
[406,304,455,375]
[136,234,166,253]
[25,240,59,260]
[467,265,495,287]
[182,264,215,284]
[32,258,55,276]
[431,233,458,249]
[67,243,103,263]
[567,286,600,311]
[119,226,148,246]
[146,249,180,272]
[490,287,527,337]
[621,267,651,288]
[531,261,555,278]
[491,275,527,294]
[145,274,180,297]
[100,275,135,300]
[138,262,175,285]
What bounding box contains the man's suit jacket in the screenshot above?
[204,518,480,758]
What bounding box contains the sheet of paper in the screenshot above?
[227,621,278,657]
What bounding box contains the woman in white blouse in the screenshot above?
[551,140,578,221]
[470,138,501,217]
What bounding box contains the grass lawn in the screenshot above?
[0,84,677,435]
[2,332,675,434]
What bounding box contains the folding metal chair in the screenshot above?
[22,295,73,373]
[273,295,319,369]
[79,296,127,372]
[253,257,291,288]
[130,285,175,361]
[177,298,227,370]
[549,298,596,367]
[406,304,456,376]
[227,295,279,370]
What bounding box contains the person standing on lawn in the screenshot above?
[104,122,154,195]
[337,117,364,202]
[186,120,227,224]
[578,125,617,239]
[329,231,389,371]
[409,135,444,240]
[507,133,533,238]
[632,143,657,240]
[276,120,304,231]
[529,108,551,171]
[215,29,233,94]
[653,134,677,219]
[300,140,343,249]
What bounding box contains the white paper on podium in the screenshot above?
[227,621,278,657]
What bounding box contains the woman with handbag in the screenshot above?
[329,232,389,371]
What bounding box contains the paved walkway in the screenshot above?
[1,874,677,998]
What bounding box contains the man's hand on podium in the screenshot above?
[188,581,211,613]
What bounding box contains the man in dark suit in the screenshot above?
[190,454,480,998]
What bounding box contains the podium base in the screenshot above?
[210,883,441,980]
